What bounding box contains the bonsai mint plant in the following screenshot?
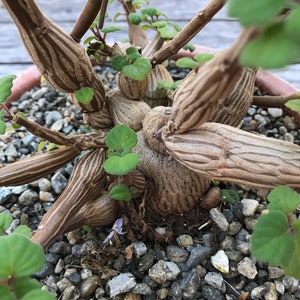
[1,0,300,282]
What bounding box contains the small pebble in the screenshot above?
[268,108,283,118]
[133,241,147,257]
[79,275,99,297]
[204,272,225,291]
[176,234,193,248]
[237,257,258,279]
[185,246,211,270]
[210,250,229,274]
[201,285,223,300]
[0,187,12,204]
[166,245,189,263]
[51,172,68,194]
[107,273,136,297]
[18,189,39,205]
[241,199,259,216]
[149,260,181,284]
[209,208,229,231]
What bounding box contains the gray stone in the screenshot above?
[34,261,55,279]
[132,283,152,295]
[79,275,99,297]
[149,260,181,284]
[268,108,283,118]
[269,266,285,279]
[4,144,18,157]
[21,133,35,146]
[11,185,28,195]
[274,280,285,294]
[166,245,189,263]
[209,208,229,231]
[51,171,68,194]
[107,272,136,297]
[57,278,72,293]
[170,280,182,298]
[138,249,155,272]
[241,199,259,216]
[265,282,278,300]
[133,241,147,257]
[176,234,193,248]
[0,187,12,204]
[61,286,80,300]
[237,257,258,279]
[45,110,62,126]
[185,246,211,270]
[251,284,268,299]
[32,87,49,100]
[54,258,64,274]
[227,221,242,235]
[19,189,39,205]
[38,178,52,192]
[48,241,71,256]
[181,268,201,298]
[42,275,58,296]
[201,285,223,300]
[204,272,225,291]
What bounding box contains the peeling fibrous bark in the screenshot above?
[2,0,300,250]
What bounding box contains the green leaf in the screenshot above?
[83,36,96,44]
[141,24,153,31]
[126,46,141,62]
[157,80,177,90]
[221,189,239,203]
[13,225,32,238]
[104,153,139,175]
[240,23,300,69]
[285,7,300,43]
[285,99,300,114]
[227,0,286,26]
[13,276,41,299]
[75,87,94,104]
[122,57,151,80]
[267,186,300,214]
[0,214,12,234]
[251,210,295,266]
[47,143,57,151]
[101,25,123,34]
[183,44,195,52]
[106,124,138,150]
[156,25,177,39]
[152,20,167,28]
[113,12,122,22]
[141,7,159,17]
[37,141,46,152]
[109,184,131,201]
[128,13,142,25]
[0,234,45,278]
[0,75,16,103]
[176,57,200,68]
[194,53,214,64]
[0,121,6,134]
[111,55,129,71]
[0,286,13,300]
[20,289,56,300]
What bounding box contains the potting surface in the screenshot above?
[0,0,300,89]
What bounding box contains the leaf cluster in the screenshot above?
[112,46,151,80]
[0,214,55,300]
[228,0,300,69]
[128,7,181,39]
[104,124,139,201]
[251,186,300,279]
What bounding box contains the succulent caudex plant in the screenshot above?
[1,0,300,252]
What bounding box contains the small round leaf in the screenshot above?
[176,57,200,68]
[122,57,151,80]
[0,213,12,233]
[109,184,131,201]
[106,124,138,150]
[0,234,45,278]
[75,87,94,104]
[104,153,139,175]
[128,13,142,25]
[20,289,56,300]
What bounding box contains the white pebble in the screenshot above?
[211,250,229,274]
[241,199,259,216]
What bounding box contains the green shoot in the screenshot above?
[75,87,94,104]
[104,125,140,201]
[176,53,214,69]
[0,213,55,299]
[251,186,300,279]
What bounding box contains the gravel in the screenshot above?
[1,64,300,299]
